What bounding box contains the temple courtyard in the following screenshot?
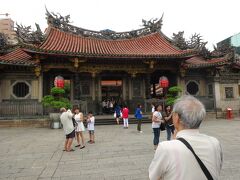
[0,118,239,180]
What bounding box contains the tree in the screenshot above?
[166,86,182,106]
[42,87,71,112]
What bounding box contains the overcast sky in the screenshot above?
[1,0,239,50]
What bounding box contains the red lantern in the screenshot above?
[54,76,64,88]
[159,76,169,88]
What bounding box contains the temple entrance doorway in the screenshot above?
[101,79,122,114]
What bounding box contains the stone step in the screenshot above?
[95,117,151,125]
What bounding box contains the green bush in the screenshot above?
[64,83,70,94]
[51,87,65,96]
[168,86,182,93]
[42,95,55,107]
[50,100,71,109]
[42,87,72,111]
[166,86,182,106]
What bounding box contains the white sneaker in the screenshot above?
[139,131,143,133]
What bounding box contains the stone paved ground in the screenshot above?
[0,118,239,180]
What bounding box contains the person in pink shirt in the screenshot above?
[122,105,129,129]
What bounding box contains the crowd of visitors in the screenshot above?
[60,102,177,152]
[102,99,115,114]
[60,108,95,152]
[60,95,222,180]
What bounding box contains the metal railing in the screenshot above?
[0,100,44,119]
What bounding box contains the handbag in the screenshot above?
[177,137,214,180]
[72,117,77,127]
[160,122,166,131]
[159,112,165,131]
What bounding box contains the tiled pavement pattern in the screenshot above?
[0,119,239,180]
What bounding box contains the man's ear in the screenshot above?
[176,114,181,124]
[173,113,180,128]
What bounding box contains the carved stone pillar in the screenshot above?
[145,73,151,99]
[96,75,101,102]
[129,76,133,100]
[92,75,96,101]
[213,81,221,110]
[124,76,130,101]
[38,73,43,102]
[74,72,80,100]
[153,81,156,97]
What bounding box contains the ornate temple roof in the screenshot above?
[0,48,36,66]
[24,27,196,58]
[16,10,196,58]
[0,10,235,69]
[185,54,233,69]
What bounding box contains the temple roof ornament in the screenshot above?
[212,43,235,57]
[16,23,44,44]
[172,31,215,59]
[172,31,207,50]
[45,8,164,40]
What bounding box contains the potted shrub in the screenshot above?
[42,87,72,129]
[166,86,182,106]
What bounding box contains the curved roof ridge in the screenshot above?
[185,53,233,69]
[45,9,164,40]
[24,27,197,58]
[0,47,36,66]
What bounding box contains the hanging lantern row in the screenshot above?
[159,76,169,88]
[54,76,65,88]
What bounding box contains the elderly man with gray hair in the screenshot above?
[149,95,223,180]
[60,107,75,152]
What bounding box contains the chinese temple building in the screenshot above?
[0,11,239,117]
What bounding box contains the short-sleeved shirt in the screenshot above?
[60,110,74,135]
[115,106,121,116]
[149,129,223,180]
[135,108,142,119]
[122,108,129,118]
[152,111,162,128]
[151,107,155,113]
[87,116,95,131]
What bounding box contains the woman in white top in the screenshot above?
[152,104,164,150]
[74,108,85,149]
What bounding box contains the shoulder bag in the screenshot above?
[177,137,214,180]
[159,112,165,131]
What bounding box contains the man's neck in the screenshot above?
[175,124,185,133]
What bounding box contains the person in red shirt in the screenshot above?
[122,105,129,129]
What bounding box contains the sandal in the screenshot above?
[80,146,85,149]
[67,149,75,152]
[75,144,80,147]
